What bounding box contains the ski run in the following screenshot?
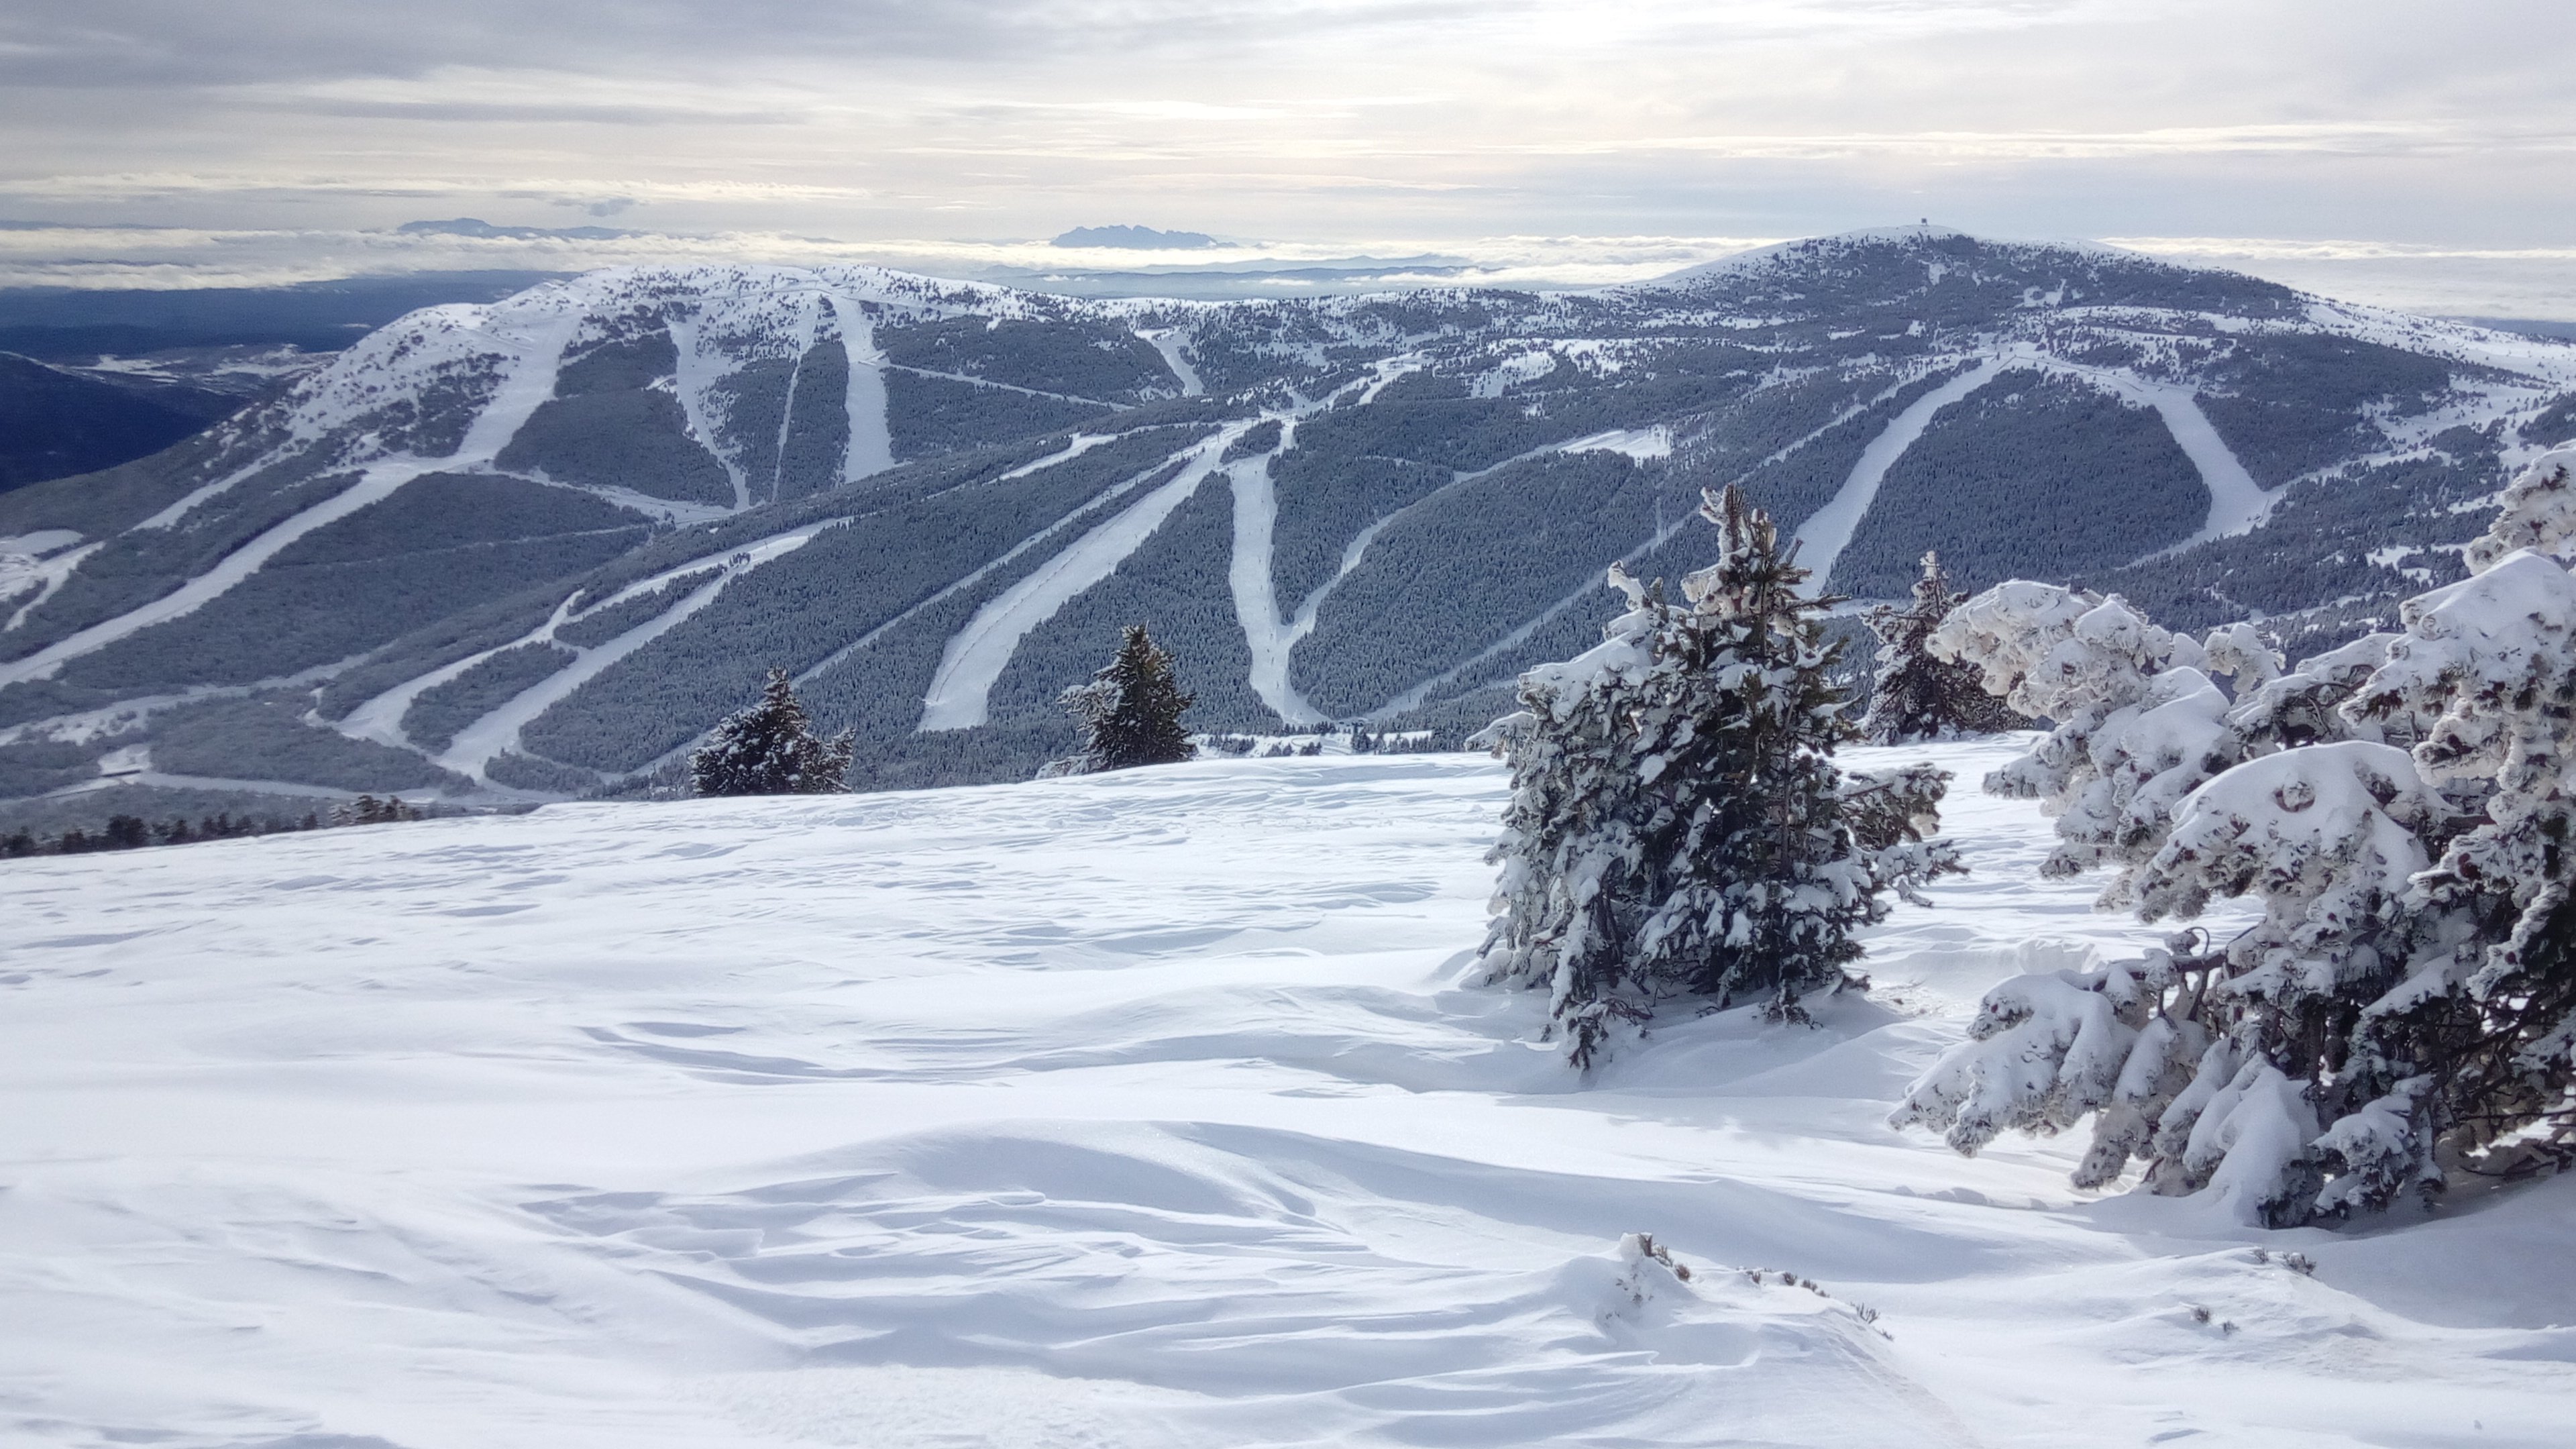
[5,738,2570,1448]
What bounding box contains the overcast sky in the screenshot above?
[5,0,2573,311]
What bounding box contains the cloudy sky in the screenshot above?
[5,0,2573,313]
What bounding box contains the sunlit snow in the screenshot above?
[3,740,2570,1446]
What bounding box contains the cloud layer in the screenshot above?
[3,1,2570,307]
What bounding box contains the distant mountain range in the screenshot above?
[3,227,2572,828]
[1053,225,1220,250]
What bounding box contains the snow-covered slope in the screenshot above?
[3,741,2569,1447]
[6,231,2576,824]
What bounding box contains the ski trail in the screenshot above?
[135,452,309,533]
[2015,350,2273,545]
[435,524,839,781]
[613,446,1185,780]
[919,425,1248,732]
[2,457,439,689]
[792,446,1169,693]
[339,643,511,751]
[669,310,751,511]
[1291,516,1395,639]
[1235,356,1599,720]
[1791,357,2010,592]
[3,541,102,633]
[0,315,582,690]
[1224,418,1326,725]
[826,293,896,482]
[1136,327,1204,398]
[993,432,1117,484]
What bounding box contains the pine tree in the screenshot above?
[1860,551,2025,744]
[1483,485,1945,1066]
[1047,626,1195,775]
[690,667,854,796]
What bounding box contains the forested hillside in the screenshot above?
[4,228,2573,828]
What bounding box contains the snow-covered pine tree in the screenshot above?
[1859,551,2027,744]
[690,667,853,796]
[1481,484,1945,1066]
[1895,447,2576,1224]
[1047,625,1196,775]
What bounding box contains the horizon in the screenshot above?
[6,219,2576,324]
[5,1,2573,316]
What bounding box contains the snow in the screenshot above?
[0,533,93,629]
[1134,325,1205,397]
[1560,425,1673,462]
[920,425,1248,731]
[5,739,2572,1447]
[2019,351,2273,547]
[1,455,446,689]
[0,311,584,690]
[822,293,896,483]
[1795,358,2009,590]
[0,529,82,559]
[1223,417,1328,725]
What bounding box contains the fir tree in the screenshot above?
[1482,485,1947,1066]
[1046,626,1196,775]
[690,667,854,796]
[1859,551,2025,744]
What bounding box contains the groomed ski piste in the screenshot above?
[5,737,2571,1448]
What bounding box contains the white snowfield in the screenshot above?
[3,739,2569,1448]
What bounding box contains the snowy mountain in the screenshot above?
[5,229,2575,819]
[4,743,2569,1446]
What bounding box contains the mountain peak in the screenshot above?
[1052,225,1220,251]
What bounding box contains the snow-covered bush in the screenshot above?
[2462,445,2576,572]
[1481,486,1946,1066]
[1839,763,1966,907]
[1042,625,1196,777]
[1901,448,2576,1223]
[2330,527,2576,1194]
[1858,551,2027,744]
[690,667,853,796]
[2222,631,2404,748]
[1929,581,2279,904]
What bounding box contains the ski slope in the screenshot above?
[918,426,1248,731]
[3,738,2569,1448]
[1794,360,2009,590]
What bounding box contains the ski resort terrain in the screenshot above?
[3,739,2569,1447]
[8,229,2576,834]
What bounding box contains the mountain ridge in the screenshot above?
[4,230,2573,825]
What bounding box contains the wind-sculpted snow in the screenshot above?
[3,742,2571,1446]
